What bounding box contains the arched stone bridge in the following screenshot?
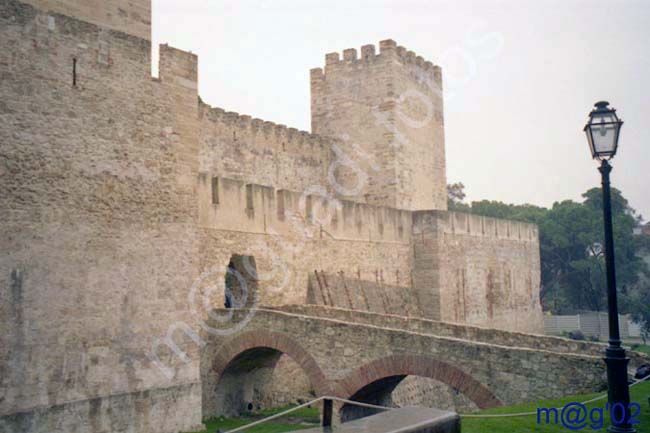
[200,305,648,420]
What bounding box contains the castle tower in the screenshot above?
[311,39,447,211]
[20,0,151,40]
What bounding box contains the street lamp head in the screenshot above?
[584,101,623,161]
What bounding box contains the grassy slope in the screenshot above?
[462,381,650,433]
[185,382,649,433]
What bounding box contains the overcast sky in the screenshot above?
[153,0,649,220]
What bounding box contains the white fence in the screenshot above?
[544,315,580,335]
[629,320,642,338]
[544,313,643,339]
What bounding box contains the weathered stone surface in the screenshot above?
[412,211,544,333]
[0,0,557,431]
[0,2,201,432]
[202,308,623,419]
[311,41,447,211]
[391,376,479,413]
[20,0,151,40]
[0,384,204,433]
[269,305,644,362]
[307,272,421,316]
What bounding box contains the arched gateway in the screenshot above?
[204,330,329,417]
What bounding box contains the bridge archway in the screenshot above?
[204,331,329,418]
[335,354,501,421]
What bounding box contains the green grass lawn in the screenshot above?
[185,404,320,433]
[462,381,650,433]
[633,345,650,354]
[186,382,650,433]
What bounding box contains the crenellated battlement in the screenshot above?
[448,210,537,242]
[311,38,447,211]
[198,101,333,194]
[199,102,326,150]
[198,175,412,244]
[311,39,441,85]
[412,210,538,243]
[159,44,198,92]
[198,176,538,245]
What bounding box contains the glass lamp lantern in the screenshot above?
[584,101,623,160]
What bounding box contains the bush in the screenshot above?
[631,343,640,350]
[568,330,585,341]
[589,335,599,342]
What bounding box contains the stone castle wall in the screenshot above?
[197,176,413,244]
[198,103,332,194]
[196,175,414,307]
[0,2,202,432]
[310,40,446,211]
[20,0,151,40]
[413,211,543,334]
[0,0,544,430]
[307,272,421,317]
[390,42,447,212]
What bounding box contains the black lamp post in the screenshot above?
[583,101,634,433]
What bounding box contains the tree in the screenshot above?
[581,187,647,296]
[470,200,547,224]
[537,200,598,312]
[447,182,470,211]
[536,189,647,313]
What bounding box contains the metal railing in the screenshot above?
[222,396,391,433]
[221,374,650,432]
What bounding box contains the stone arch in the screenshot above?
[204,331,329,417]
[334,354,501,418]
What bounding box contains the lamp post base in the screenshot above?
[604,350,635,433]
[609,426,636,433]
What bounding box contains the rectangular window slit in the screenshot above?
[211,177,219,205]
[73,58,77,87]
[246,184,254,211]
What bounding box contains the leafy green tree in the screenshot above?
[470,200,547,224]
[536,200,596,311]
[447,182,470,212]
[536,189,646,313]
[581,188,647,294]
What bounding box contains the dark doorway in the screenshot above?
[224,254,258,309]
